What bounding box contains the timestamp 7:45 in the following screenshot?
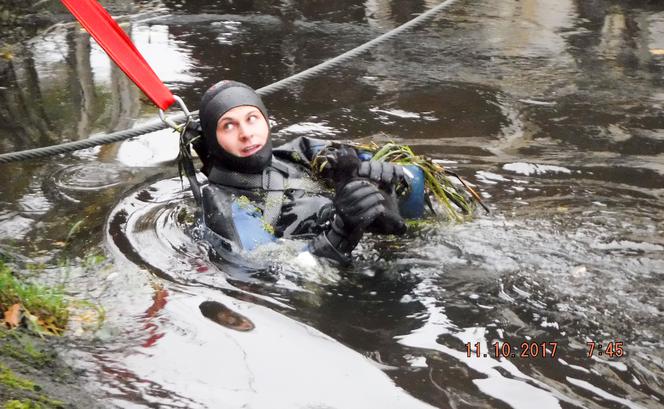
[587,341,624,358]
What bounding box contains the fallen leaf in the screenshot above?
[37,318,63,336]
[650,49,664,55]
[4,303,21,328]
[145,288,168,318]
[23,310,47,337]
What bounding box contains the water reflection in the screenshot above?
[1,0,663,408]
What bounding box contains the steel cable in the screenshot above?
[0,0,459,164]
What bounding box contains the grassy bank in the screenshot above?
[0,260,103,408]
[0,262,68,336]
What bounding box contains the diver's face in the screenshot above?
[216,105,269,157]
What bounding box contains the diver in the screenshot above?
[187,80,421,266]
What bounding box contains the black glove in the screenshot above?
[366,189,407,235]
[358,160,411,194]
[310,179,386,265]
[317,147,411,193]
[334,179,386,231]
[356,161,408,235]
[315,146,361,188]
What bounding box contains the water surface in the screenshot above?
[1,0,663,408]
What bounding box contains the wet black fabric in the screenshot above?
[358,160,408,190]
[274,191,335,238]
[334,179,386,232]
[201,136,335,248]
[201,135,407,265]
[313,145,407,236]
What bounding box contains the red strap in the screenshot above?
[60,0,175,110]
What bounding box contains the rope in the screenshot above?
[0,0,459,164]
[0,118,171,163]
[256,0,458,96]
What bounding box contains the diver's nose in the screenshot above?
[238,122,253,141]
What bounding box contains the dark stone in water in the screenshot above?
[199,300,255,332]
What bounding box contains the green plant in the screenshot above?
[0,329,51,366]
[0,262,69,336]
[315,142,488,222]
[0,364,35,391]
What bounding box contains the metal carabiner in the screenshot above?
[159,95,192,131]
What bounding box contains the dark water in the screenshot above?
[1,0,663,408]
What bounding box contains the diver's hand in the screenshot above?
[309,179,387,266]
[358,160,411,193]
[334,179,386,231]
[316,146,361,187]
[367,189,407,236]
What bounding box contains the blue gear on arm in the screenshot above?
[358,151,373,161]
[399,165,425,219]
[357,152,426,220]
[231,201,276,251]
[202,184,276,252]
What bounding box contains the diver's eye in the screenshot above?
[247,114,258,123]
[223,122,235,132]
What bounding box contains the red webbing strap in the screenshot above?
[60,0,176,110]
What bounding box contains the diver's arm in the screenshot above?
[274,136,410,190]
[202,184,242,250]
[309,170,389,265]
[272,136,332,168]
[309,216,363,266]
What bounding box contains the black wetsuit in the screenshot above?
[192,80,411,266]
[201,136,337,252]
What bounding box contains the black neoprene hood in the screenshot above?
[199,80,272,174]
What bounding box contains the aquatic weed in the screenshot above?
[176,207,196,225]
[235,195,253,209]
[3,400,37,409]
[314,141,487,222]
[369,142,486,220]
[261,220,276,235]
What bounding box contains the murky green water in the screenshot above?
[1,0,663,408]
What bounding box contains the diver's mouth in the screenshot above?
[240,144,262,156]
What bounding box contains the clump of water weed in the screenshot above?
[177,207,196,225]
[313,141,489,222]
[0,329,52,368]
